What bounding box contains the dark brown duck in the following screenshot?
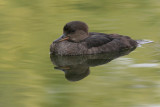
[50,21,137,55]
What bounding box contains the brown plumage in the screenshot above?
[50,21,137,55]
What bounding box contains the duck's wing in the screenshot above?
[84,32,114,48]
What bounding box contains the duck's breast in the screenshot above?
[50,41,88,55]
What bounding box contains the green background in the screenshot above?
[0,0,160,107]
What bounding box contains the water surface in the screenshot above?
[0,0,160,107]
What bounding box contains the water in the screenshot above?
[0,0,160,107]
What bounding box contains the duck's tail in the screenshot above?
[136,39,154,47]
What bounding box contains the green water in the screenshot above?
[0,0,160,107]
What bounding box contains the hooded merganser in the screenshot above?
[50,21,137,55]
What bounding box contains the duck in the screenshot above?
[50,21,137,55]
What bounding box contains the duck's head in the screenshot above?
[54,21,89,43]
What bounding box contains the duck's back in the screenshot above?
[50,33,137,55]
[85,32,137,54]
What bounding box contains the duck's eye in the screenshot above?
[67,29,75,34]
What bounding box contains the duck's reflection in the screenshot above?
[50,48,136,82]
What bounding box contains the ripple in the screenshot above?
[129,63,159,68]
[136,39,154,47]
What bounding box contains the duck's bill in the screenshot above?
[53,34,69,43]
[58,36,69,42]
